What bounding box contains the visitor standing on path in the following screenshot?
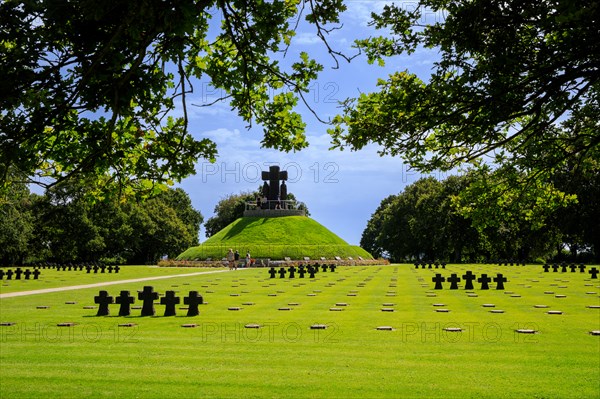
[227,249,235,270]
[234,250,240,270]
[245,251,251,268]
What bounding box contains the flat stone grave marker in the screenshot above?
[443,327,462,332]
[432,303,446,307]
[336,303,348,307]
[482,304,495,308]
[347,293,357,297]
[534,305,549,308]
[435,309,450,312]
[515,329,537,334]
[242,302,255,306]
[381,308,394,312]
[181,324,198,328]
[555,294,567,298]
[0,322,16,326]
[330,307,344,311]
[83,306,96,309]
[36,306,50,309]
[587,305,600,309]
[119,323,137,327]
[490,310,505,313]
[57,322,77,327]
[228,307,241,311]
[278,307,292,311]
[547,310,563,314]
[94,290,114,316]
[245,324,261,329]
[310,324,327,330]
[307,293,317,296]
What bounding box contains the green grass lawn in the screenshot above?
[1,264,599,398]
[177,216,373,260]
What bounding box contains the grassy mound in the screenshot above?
[177,216,373,260]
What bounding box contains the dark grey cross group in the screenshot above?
[269,264,336,279]
[0,268,41,280]
[432,272,507,290]
[94,286,203,317]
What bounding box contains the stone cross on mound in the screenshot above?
[494,273,507,290]
[94,290,114,316]
[138,286,159,316]
[432,274,445,290]
[262,165,288,206]
[115,290,135,316]
[462,271,476,290]
[184,291,203,316]
[447,274,461,289]
[161,291,180,316]
[478,274,491,290]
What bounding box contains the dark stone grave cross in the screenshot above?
[0,270,4,280]
[432,274,445,290]
[288,266,296,278]
[478,274,491,290]
[94,290,114,316]
[86,266,91,274]
[579,264,587,273]
[298,267,306,278]
[569,264,577,272]
[462,271,476,290]
[494,273,507,290]
[161,291,180,316]
[268,267,277,278]
[23,269,32,280]
[6,270,13,280]
[552,264,559,272]
[308,266,316,279]
[261,165,288,206]
[560,263,568,273]
[184,291,203,316]
[138,286,159,316]
[93,265,99,274]
[114,265,120,273]
[107,265,113,273]
[278,268,287,278]
[447,274,461,289]
[329,264,336,272]
[589,267,599,279]
[14,268,23,280]
[115,290,135,316]
[543,264,550,272]
[322,264,328,272]
[33,269,41,279]
[100,264,107,273]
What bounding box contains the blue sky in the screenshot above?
[178,1,446,245]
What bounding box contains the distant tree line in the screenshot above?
[0,175,202,265]
[361,168,600,263]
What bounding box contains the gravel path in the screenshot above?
[0,268,246,299]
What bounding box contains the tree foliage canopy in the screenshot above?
[330,0,599,175]
[1,0,348,197]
